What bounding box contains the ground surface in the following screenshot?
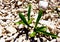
[0,0,60,42]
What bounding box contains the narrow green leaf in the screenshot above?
[29,32,36,37]
[15,21,25,25]
[28,18,34,24]
[37,26,47,31]
[35,9,43,28]
[34,27,58,38]
[19,12,30,26]
[40,31,58,38]
[28,4,31,21]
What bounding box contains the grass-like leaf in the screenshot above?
[16,21,25,25]
[40,31,58,38]
[28,18,34,24]
[19,12,30,27]
[28,4,31,21]
[34,27,58,38]
[29,32,36,37]
[35,9,43,28]
[37,26,47,32]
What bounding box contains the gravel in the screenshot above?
[0,0,60,42]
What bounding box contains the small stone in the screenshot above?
[19,24,24,29]
[6,26,17,34]
[17,1,22,5]
[50,39,56,42]
[0,29,2,36]
[46,40,50,42]
[47,29,50,33]
[57,38,60,42]
[0,38,5,42]
[58,33,60,37]
[58,8,60,11]
[39,20,56,30]
[41,37,47,42]
[37,38,41,42]
[39,1,48,9]
[34,37,37,40]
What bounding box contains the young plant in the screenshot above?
[16,4,33,25]
[16,4,58,39]
[19,12,30,27]
[30,9,58,38]
[30,10,58,38]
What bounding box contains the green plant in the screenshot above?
[30,9,58,38]
[16,4,58,38]
[16,4,33,25]
[28,4,31,21]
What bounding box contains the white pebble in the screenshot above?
[57,38,60,42]
[58,8,60,11]
[58,33,60,37]
[0,38,5,42]
[39,20,56,29]
[50,39,56,42]
[41,37,47,42]
[17,1,22,5]
[0,29,2,36]
[46,40,50,42]
[6,26,17,34]
[19,24,24,29]
[1,9,7,13]
[39,1,48,9]
[13,32,19,39]
[37,38,41,42]
[47,29,50,33]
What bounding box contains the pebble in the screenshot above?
[58,33,60,37]
[39,1,48,9]
[57,38,60,42]
[0,38,5,42]
[46,40,50,42]
[58,7,60,11]
[37,38,41,42]
[17,1,22,5]
[0,29,2,36]
[41,37,47,42]
[19,24,24,29]
[50,39,56,42]
[39,20,56,30]
[46,29,50,33]
[6,26,17,34]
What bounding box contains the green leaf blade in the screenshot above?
[34,27,58,38]
[15,21,25,25]
[29,32,36,37]
[37,26,47,32]
[19,12,30,26]
[35,9,43,28]
[28,18,34,24]
[28,4,31,21]
[40,31,58,38]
